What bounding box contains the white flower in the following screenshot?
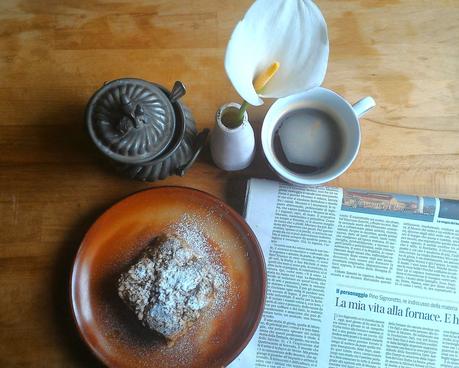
[225,0,329,106]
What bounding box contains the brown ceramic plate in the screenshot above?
[71,187,266,368]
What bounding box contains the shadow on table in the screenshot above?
[31,98,131,182]
[51,206,106,368]
[220,117,279,215]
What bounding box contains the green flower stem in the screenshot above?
[237,100,249,124]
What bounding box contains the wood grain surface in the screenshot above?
[1,0,458,366]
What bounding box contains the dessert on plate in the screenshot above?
[118,233,223,345]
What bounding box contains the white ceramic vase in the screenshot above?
[210,102,255,171]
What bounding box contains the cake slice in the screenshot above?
[118,234,218,344]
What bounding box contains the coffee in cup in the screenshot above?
[273,107,343,175]
[261,87,375,185]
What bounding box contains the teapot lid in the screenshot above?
[86,78,183,164]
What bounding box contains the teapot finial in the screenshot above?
[118,95,150,132]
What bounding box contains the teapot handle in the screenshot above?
[175,128,209,176]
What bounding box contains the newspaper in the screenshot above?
[229,179,459,368]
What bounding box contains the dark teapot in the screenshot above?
[86,78,208,181]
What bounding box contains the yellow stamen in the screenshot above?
[253,61,280,93]
[235,61,281,125]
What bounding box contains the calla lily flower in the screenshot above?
[225,0,329,106]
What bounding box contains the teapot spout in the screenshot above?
[169,81,186,103]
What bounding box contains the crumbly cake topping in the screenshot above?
[118,222,228,343]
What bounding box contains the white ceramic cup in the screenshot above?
[261,87,376,185]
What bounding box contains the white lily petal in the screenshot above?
[225,0,329,106]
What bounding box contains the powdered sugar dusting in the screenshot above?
[117,212,231,366]
[167,213,229,314]
[160,213,232,365]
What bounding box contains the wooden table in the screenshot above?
[1,0,458,366]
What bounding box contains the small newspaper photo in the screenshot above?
[229,179,459,368]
